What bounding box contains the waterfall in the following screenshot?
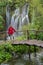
[21,3,29,25]
[6,5,11,40]
[11,8,20,38]
[11,8,20,30]
[6,5,11,30]
[6,3,29,40]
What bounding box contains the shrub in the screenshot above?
[0,42,39,63]
[0,42,14,63]
[0,15,5,31]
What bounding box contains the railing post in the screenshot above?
[34,45,37,57]
[26,30,29,40]
[26,30,27,40]
[35,30,38,39]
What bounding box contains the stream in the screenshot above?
[1,49,43,65]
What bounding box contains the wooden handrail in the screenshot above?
[0,30,43,40]
[0,30,43,33]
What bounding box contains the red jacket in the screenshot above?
[8,26,16,35]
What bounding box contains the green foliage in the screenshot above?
[0,51,12,63]
[8,0,29,7]
[22,21,43,40]
[15,35,26,41]
[0,15,5,31]
[0,42,14,63]
[0,43,29,63]
[4,42,14,52]
[29,31,36,39]
[0,42,39,63]
[13,45,29,54]
[30,0,43,29]
[37,32,43,40]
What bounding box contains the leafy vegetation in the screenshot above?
[0,15,5,31]
[0,42,14,63]
[15,35,26,41]
[0,42,39,63]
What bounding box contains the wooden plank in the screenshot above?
[12,40,43,47]
[0,40,43,48]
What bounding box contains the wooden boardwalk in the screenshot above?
[12,40,43,48]
[0,40,43,48]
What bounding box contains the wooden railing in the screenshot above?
[0,30,43,40]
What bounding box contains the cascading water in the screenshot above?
[6,5,11,30]
[18,3,29,30]
[21,3,29,25]
[11,8,20,39]
[6,5,11,40]
[11,8,20,30]
[6,3,29,39]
